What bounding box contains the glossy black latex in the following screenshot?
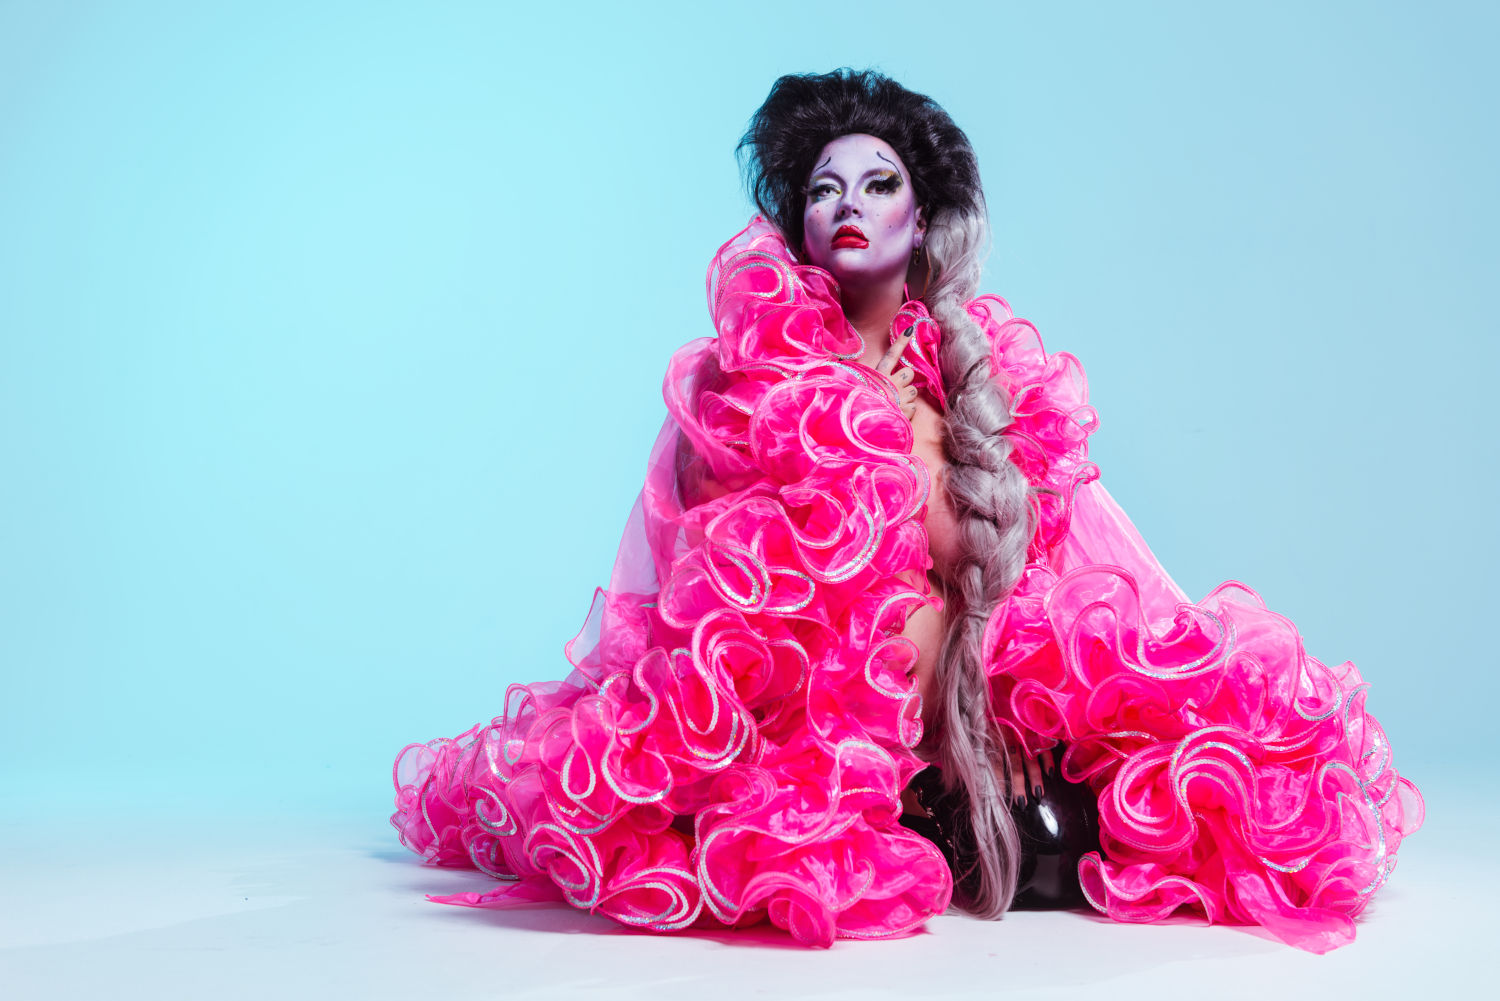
[1009,760,1100,909]
[902,758,1100,911]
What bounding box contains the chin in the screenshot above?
[826,262,904,289]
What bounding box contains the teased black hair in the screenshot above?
[738,69,983,252]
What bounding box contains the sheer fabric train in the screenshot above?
[391,218,1422,952]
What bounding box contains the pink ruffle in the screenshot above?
[392,217,1421,951]
[969,299,1423,952]
[392,218,946,946]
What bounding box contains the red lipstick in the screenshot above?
[832,224,868,249]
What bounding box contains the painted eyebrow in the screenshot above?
[807,160,841,186]
[807,162,902,184]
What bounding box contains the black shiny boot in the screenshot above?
[902,756,1100,911]
[1008,758,1099,909]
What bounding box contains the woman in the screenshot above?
[391,70,1422,953]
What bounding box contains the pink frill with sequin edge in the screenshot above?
[391,217,1422,953]
[390,218,956,945]
[963,299,1423,954]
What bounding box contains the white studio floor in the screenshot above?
[1,792,1489,1001]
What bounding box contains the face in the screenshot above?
[801,134,925,292]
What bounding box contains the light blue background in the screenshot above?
[2,0,1494,824]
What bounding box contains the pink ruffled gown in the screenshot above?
[390,219,1422,952]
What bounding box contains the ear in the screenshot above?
[915,205,928,244]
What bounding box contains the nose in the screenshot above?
[836,189,862,218]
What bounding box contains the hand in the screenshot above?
[875,331,919,422]
[1006,745,1057,806]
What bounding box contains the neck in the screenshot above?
[842,280,908,363]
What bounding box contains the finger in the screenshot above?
[901,385,918,403]
[892,365,915,388]
[875,330,913,374]
[1007,750,1027,804]
[1025,749,1043,797]
[902,402,917,422]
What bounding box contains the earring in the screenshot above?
[909,242,929,301]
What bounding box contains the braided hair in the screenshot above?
[740,69,1036,917]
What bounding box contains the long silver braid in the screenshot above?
[736,68,1039,916]
[921,205,1036,918]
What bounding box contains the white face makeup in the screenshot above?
[801,133,925,292]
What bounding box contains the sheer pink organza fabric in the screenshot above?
[391,218,1421,952]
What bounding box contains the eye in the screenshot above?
[807,182,840,202]
[867,173,902,195]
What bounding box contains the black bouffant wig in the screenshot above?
[739,69,983,252]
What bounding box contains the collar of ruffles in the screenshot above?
[706,217,946,412]
[705,216,1100,562]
